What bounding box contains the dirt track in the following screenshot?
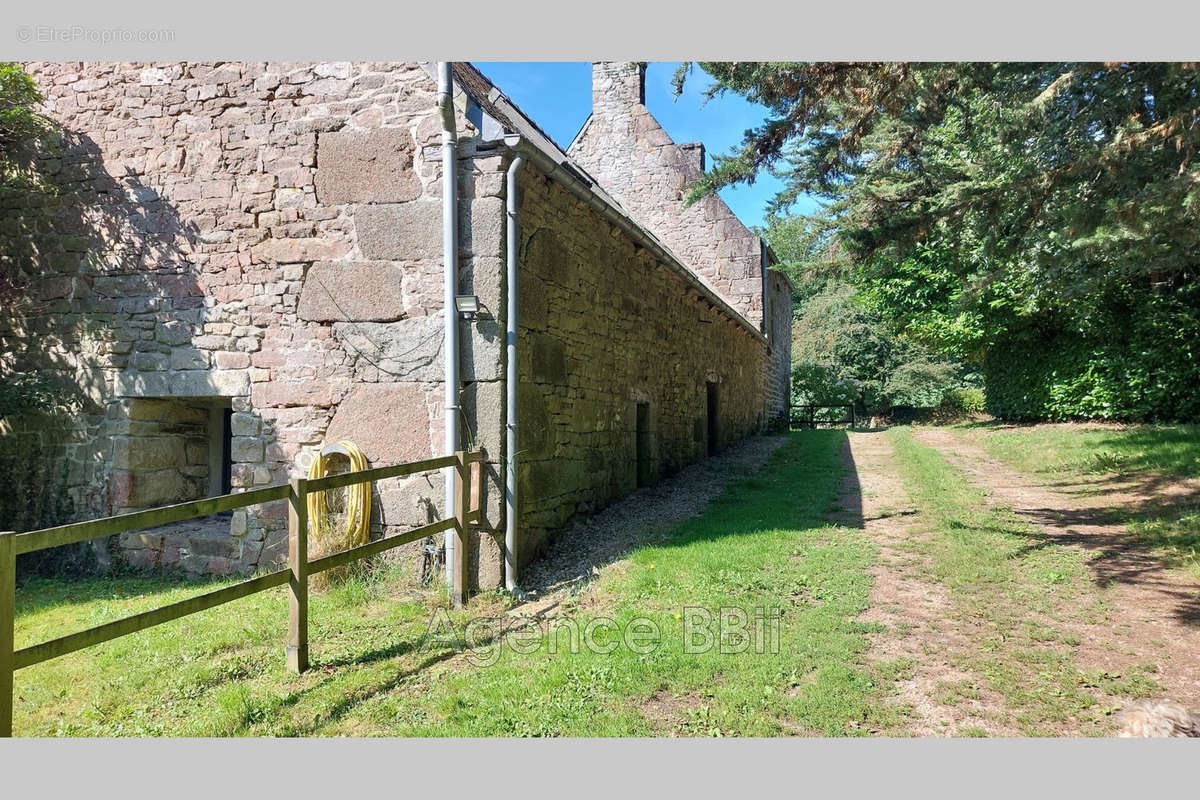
[840,431,1022,735]
[848,427,1200,735]
[912,428,1200,711]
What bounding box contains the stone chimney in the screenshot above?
[679,142,705,173]
[592,62,645,112]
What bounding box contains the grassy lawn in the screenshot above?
[957,422,1200,480]
[956,422,1200,580]
[12,431,903,737]
[885,427,1158,735]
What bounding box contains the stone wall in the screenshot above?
[2,59,787,590]
[568,62,768,330]
[3,61,504,584]
[514,166,770,562]
[766,270,793,428]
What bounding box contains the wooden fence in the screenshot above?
[790,404,856,428]
[0,448,486,737]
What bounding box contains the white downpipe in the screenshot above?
[438,62,460,590]
[504,154,523,592]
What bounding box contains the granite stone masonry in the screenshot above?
[514,168,774,560]
[1,60,790,591]
[569,63,780,341]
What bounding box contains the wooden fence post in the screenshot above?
[452,451,469,609]
[1,531,15,738]
[287,478,309,674]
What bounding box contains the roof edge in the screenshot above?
[447,63,766,343]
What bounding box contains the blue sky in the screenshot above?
[473,62,815,230]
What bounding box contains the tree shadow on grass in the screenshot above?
[997,493,1200,627]
[273,622,516,735]
[827,430,868,529]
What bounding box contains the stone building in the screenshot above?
[0,61,791,589]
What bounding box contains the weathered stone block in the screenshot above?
[325,382,432,465]
[354,202,441,261]
[127,469,192,507]
[185,441,208,465]
[115,371,169,397]
[229,412,260,436]
[132,351,168,371]
[461,379,504,458]
[171,370,250,397]
[461,256,503,317]
[470,527,504,592]
[118,531,165,550]
[252,380,345,409]
[314,130,421,204]
[250,237,351,264]
[187,531,240,558]
[156,320,193,346]
[163,404,208,424]
[214,351,250,369]
[230,436,265,463]
[464,196,504,258]
[170,349,210,370]
[333,315,442,382]
[375,471,444,529]
[298,261,406,322]
[462,319,502,382]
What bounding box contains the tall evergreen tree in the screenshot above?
[683,62,1200,421]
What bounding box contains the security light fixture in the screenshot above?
[455,294,481,319]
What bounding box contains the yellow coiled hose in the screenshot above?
[306,440,371,581]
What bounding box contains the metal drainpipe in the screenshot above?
[504,153,524,592]
[438,62,460,590]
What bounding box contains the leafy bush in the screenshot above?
[941,388,986,415]
[789,283,963,414]
[790,361,858,407]
[884,360,958,408]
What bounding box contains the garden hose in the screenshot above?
[306,440,371,558]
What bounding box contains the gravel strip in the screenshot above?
[517,433,788,606]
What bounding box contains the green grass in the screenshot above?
[957,422,1200,579]
[12,431,901,737]
[958,422,1200,480]
[885,427,1152,736]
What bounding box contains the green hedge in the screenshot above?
[942,388,986,415]
[984,285,1200,423]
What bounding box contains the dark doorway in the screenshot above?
[636,402,652,488]
[706,381,720,456]
[220,407,233,495]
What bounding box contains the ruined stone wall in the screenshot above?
[515,166,770,562]
[3,62,504,584]
[568,62,767,330]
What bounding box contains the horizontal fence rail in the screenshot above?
[790,404,856,429]
[0,448,486,737]
[13,484,292,556]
